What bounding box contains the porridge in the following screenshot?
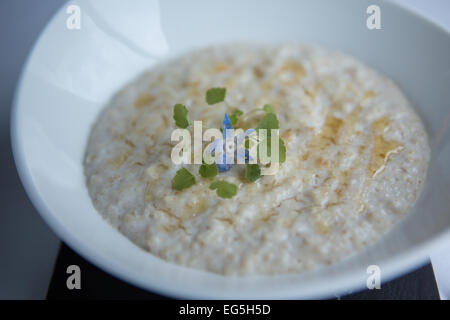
[84,44,429,275]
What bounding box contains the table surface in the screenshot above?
[47,244,440,300]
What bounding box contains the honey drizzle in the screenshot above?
[134,93,155,108]
[368,116,403,177]
[305,104,404,233]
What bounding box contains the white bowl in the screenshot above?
[11,0,450,299]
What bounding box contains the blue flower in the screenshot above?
[217,113,234,172]
[204,114,256,173]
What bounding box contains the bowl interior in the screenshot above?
[12,0,450,298]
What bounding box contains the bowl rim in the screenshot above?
[10,0,450,299]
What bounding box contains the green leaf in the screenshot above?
[206,88,227,105]
[199,163,218,178]
[209,181,238,199]
[263,104,275,114]
[244,138,250,149]
[245,164,261,182]
[259,135,286,164]
[278,137,286,163]
[254,108,286,164]
[255,109,286,163]
[256,112,279,132]
[173,104,189,128]
[229,109,244,126]
[172,168,196,191]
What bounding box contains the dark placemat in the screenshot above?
[47,244,440,300]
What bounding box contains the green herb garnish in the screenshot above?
[173,104,189,128]
[256,111,286,163]
[172,88,287,197]
[263,104,275,114]
[172,168,196,191]
[270,137,286,163]
[199,163,218,178]
[206,88,227,105]
[244,138,250,149]
[256,112,279,131]
[245,164,261,182]
[278,137,286,163]
[229,109,243,126]
[209,181,238,199]
[260,134,286,163]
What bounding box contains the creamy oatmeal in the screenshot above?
[84,44,429,275]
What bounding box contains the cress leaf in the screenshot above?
[245,164,261,182]
[209,181,238,199]
[172,168,196,190]
[263,104,275,114]
[199,163,219,178]
[206,88,227,105]
[173,104,189,128]
[229,109,244,126]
